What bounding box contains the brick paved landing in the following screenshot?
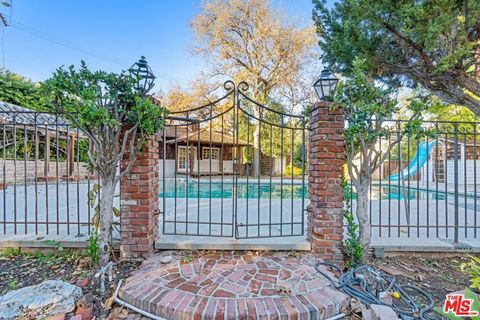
[119,252,349,319]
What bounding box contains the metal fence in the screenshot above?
[159,81,308,239]
[4,103,478,249]
[0,107,102,237]
[354,119,480,246]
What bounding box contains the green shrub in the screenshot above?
[1,247,22,258]
[341,173,362,267]
[87,233,99,266]
[343,208,362,268]
[284,165,303,176]
[460,255,480,289]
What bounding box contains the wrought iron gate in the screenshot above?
[159,81,307,239]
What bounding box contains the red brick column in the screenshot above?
[307,101,345,265]
[120,134,159,261]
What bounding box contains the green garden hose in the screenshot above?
[315,262,440,320]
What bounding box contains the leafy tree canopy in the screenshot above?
[313,0,480,115]
[0,70,50,111]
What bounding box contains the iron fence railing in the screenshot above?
[348,119,480,245]
[0,110,103,236]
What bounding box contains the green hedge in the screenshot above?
[283,164,303,176]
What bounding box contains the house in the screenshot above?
[158,126,252,177]
[158,126,287,177]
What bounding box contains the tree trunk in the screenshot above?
[252,89,264,177]
[355,180,371,262]
[98,177,115,267]
[475,36,480,82]
[253,119,261,177]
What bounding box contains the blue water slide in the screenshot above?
[389,141,437,181]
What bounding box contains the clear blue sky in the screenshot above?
[0,0,323,93]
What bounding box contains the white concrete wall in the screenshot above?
[446,159,480,185]
[193,159,220,173]
[158,160,176,178]
[223,160,234,174]
[0,159,90,183]
[272,157,286,175]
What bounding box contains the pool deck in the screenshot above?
[374,180,480,198]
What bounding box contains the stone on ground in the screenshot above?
[0,280,82,319]
[362,309,373,320]
[369,304,400,320]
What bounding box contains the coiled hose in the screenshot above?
[315,262,440,320]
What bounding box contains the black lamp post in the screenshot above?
[313,69,339,101]
[129,56,156,96]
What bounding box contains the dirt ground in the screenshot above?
[368,255,471,305]
[0,249,139,320]
[0,250,474,319]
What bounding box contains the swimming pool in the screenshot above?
[158,180,480,202]
[158,180,306,199]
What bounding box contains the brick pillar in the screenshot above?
[307,102,345,265]
[120,134,159,261]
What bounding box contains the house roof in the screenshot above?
[165,127,251,146]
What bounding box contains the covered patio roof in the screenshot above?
[0,101,85,137]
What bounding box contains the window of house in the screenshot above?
[178,147,187,170]
[178,146,196,170]
[202,147,219,160]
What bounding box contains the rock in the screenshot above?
[362,309,373,320]
[350,298,366,314]
[159,255,173,264]
[107,307,129,319]
[75,278,90,288]
[370,304,400,320]
[47,314,66,320]
[70,315,83,320]
[417,265,433,273]
[76,258,91,269]
[75,304,94,320]
[77,294,94,308]
[76,294,94,320]
[0,280,82,319]
[398,263,415,272]
[379,266,401,276]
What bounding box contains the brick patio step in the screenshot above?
[119,252,349,319]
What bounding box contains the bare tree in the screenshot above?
[191,0,317,176]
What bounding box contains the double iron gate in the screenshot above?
[159,81,308,239]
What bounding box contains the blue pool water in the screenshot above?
[159,181,476,201]
[159,180,306,199]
